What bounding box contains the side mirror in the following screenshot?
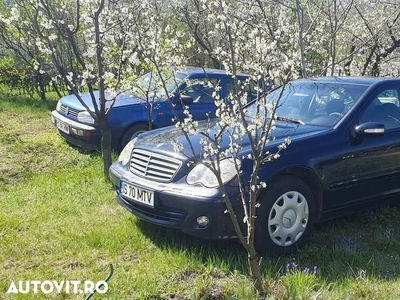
[176,94,194,105]
[351,122,385,142]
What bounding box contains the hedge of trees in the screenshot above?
[0,0,399,101]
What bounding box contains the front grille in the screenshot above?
[130,149,181,182]
[59,104,80,117]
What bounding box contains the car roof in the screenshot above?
[295,76,400,86]
[177,66,249,77]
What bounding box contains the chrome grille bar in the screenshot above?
[130,149,181,182]
[60,104,80,117]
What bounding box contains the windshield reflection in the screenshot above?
[134,71,187,99]
[247,81,368,127]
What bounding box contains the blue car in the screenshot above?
[109,76,400,256]
[51,67,254,151]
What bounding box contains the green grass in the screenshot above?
[2,95,400,299]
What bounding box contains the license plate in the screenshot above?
[120,182,154,207]
[56,119,70,134]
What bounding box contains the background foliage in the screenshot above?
[0,0,399,101]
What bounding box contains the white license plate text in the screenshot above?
[120,182,154,207]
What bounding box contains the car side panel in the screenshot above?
[257,129,349,214]
[342,83,400,205]
[108,101,171,146]
[346,130,400,200]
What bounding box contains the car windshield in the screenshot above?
[247,81,368,127]
[134,71,187,99]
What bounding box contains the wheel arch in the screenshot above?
[118,121,156,150]
[269,167,323,221]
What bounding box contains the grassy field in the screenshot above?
[1,95,400,299]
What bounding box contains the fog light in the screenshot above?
[196,216,210,227]
[71,128,90,137]
[71,128,83,136]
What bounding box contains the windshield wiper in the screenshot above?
[276,116,305,125]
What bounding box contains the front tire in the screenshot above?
[255,175,315,256]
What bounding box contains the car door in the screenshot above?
[345,87,400,203]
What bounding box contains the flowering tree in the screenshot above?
[137,0,398,292]
[296,0,400,76]
[147,0,298,292]
[177,0,223,68]
[349,1,400,76]
[0,1,54,100]
[167,1,399,292]
[0,0,143,176]
[132,0,194,133]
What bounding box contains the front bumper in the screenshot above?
[51,110,101,150]
[109,162,245,239]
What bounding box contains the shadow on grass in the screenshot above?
[293,201,400,282]
[0,95,58,111]
[133,200,400,283]
[63,140,121,161]
[63,139,103,155]
[134,218,250,274]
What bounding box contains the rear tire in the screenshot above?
[120,124,149,150]
[255,175,315,256]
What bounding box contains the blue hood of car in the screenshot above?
[59,91,151,111]
[135,119,331,158]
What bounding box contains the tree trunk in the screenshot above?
[39,81,46,102]
[248,251,263,293]
[36,72,47,102]
[98,117,112,178]
[296,0,307,78]
[52,82,63,99]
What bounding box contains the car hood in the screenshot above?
[59,91,151,111]
[134,119,331,158]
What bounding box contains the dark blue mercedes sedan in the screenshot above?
[109,76,400,256]
[51,67,254,151]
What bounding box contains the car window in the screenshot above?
[134,71,187,99]
[225,78,258,102]
[361,89,400,130]
[181,78,219,104]
[246,81,368,127]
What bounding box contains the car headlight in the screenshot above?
[187,158,240,188]
[56,100,61,111]
[117,138,137,165]
[77,110,95,124]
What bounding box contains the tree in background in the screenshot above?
[177,0,400,77]
[0,1,54,100]
[0,0,143,176]
[350,1,400,76]
[132,0,194,133]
